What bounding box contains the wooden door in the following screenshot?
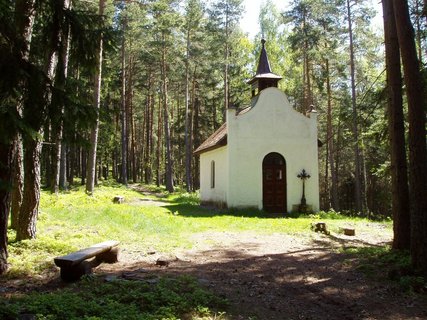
[263,153,287,213]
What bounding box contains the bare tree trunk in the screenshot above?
[81,148,86,185]
[415,0,423,63]
[17,137,42,240]
[325,59,338,210]
[128,58,137,183]
[6,0,37,242]
[120,17,128,186]
[19,14,60,240]
[156,95,162,187]
[161,34,174,193]
[11,134,23,230]
[335,117,342,211]
[144,71,153,184]
[86,0,105,194]
[346,0,363,214]
[59,141,67,189]
[17,0,55,242]
[192,93,200,190]
[68,141,75,186]
[184,29,192,191]
[52,0,72,194]
[382,0,411,250]
[0,142,16,274]
[223,3,230,113]
[393,0,427,275]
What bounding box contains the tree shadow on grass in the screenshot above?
[163,203,289,219]
[5,240,426,320]
[312,233,393,249]
[131,243,426,320]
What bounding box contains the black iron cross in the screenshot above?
[297,169,311,206]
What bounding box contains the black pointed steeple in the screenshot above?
[256,39,272,74]
[248,39,282,96]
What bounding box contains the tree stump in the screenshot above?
[311,222,330,235]
[341,227,355,236]
[113,196,124,204]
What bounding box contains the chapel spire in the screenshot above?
[248,39,282,97]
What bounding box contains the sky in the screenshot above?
[239,0,384,39]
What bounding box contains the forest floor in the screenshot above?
[96,198,427,320]
[2,187,427,319]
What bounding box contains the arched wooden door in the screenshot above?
[262,152,287,213]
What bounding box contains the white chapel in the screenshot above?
[194,40,320,213]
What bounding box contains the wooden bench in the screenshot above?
[54,240,119,282]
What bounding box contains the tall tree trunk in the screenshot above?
[162,34,174,193]
[120,17,128,186]
[184,28,192,191]
[192,94,200,190]
[52,0,72,194]
[415,0,423,63]
[346,0,363,214]
[68,141,75,186]
[19,16,60,240]
[86,0,105,194]
[325,59,338,210]
[59,141,67,189]
[144,71,153,184]
[392,0,427,275]
[17,137,42,240]
[224,3,230,113]
[0,142,16,274]
[10,135,23,230]
[5,0,37,244]
[128,58,137,183]
[17,0,54,242]
[81,148,86,185]
[156,96,162,187]
[382,0,411,250]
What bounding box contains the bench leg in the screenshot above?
[60,259,101,282]
[96,247,119,264]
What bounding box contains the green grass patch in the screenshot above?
[2,183,395,319]
[6,183,391,278]
[0,276,228,320]
[343,246,426,292]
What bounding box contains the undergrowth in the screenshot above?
[0,276,228,320]
[343,246,426,293]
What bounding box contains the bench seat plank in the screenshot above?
[54,240,119,268]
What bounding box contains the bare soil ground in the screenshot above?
[98,228,427,320]
[2,190,426,319]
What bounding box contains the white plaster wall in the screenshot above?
[227,87,319,211]
[199,146,228,204]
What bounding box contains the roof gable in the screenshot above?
[193,123,227,155]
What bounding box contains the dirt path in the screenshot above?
[99,230,427,320]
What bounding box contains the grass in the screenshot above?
[343,246,426,293]
[1,182,395,319]
[0,276,228,320]
[6,182,392,277]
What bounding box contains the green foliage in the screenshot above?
[1,276,227,320]
[343,246,426,292]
